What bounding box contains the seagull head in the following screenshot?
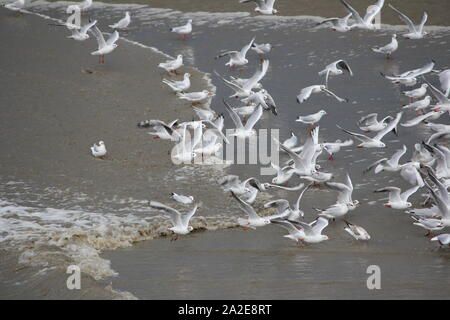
[188,226,194,232]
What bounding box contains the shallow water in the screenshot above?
[1,0,450,299]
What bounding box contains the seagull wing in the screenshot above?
[337,125,373,143]
[388,4,417,33]
[106,30,119,46]
[89,25,107,49]
[230,191,260,219]
[149,201,182,227]
[244,105,263,131]
[387,145,407,167]
[374,111,402,141]
[340,0,364,25]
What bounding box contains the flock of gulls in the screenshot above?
[3,0,450,247]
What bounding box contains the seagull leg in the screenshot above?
[328,155,334,161]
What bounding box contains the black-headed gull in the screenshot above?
[109,11,131,30]
[231,191,287,229]
[403,84,428,102]
[389,4,428,39]
[241,89,277,115]
[337,111,402,148]
[423,79,450,113]
[430,234,450,247]
[411,143,435,166]
[269,162,295,185]
[296,85,348,103]
[264,184,312,221]
[271,220,306,244]
[401,110,444,128]
[318,60,353,88]
[372,34,398,59]
[411,216,444,236]
[170,192,194,204]
[400,162,424,187]
[67,0,92,13]
[288,217,330,244]
[364,145,407,174]
[251,42,272,56]
[323,139,354,160]
[316,13,353,32]
[177,90,213,105]
[171,19,192,40]
[358,113,393,132]
[91,141,106,158]
[344,221,371,241]
[374,185,420,209]
[438,70,450,97]
[314,200,356,220]
[325,174,359,208]
[296,110,327,126]
[215,37,255,69]
[239,0,277,15]
[402,96,432,113]
[89,26,119,64]
[162,73,191,93]
[340,0,384,30]
[219,175,262,196]
[382,61,435,83]
[158,54,183,74]
[67,19,97,41]
[149,201,200,241]
[223,100,262,138]
[422,143,450,179]
[140,119,181,141]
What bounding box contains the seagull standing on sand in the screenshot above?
[337,111,402,148]
[171,19,192,40]
[162,73,191,93]
[158,54,183,74]
[372,34,398,59]
[89,26,119,64]
[149,201,200,241]
[109,11,131,30]
[389,4,428,39]
[239,0,278,15]
[91,141,106,158]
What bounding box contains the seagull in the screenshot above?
[140,119,181,141]
[264,184,311,221]
[363,145,407,174]
[338,111,403,148]
[400,111,444,128]
[215,37,255,68]
[325,174,359,208]
[223,100,262,138]
[171,19,192,40]
[423,79,450,112]
[215,59,269,98]
[381,61,435,83]
[162,73,191,93]
[239,0,278,15]
[316,13,353,32]
[241,89,277,115]
[91,141,106,158]
[402,96,432,113]
[318,60,353,88]
[296,85,348,103]
[422,143,450,179]
[193,107,217,121]
[357,113,393,132]
[177,90,213,105]
[403,84,428,102]
[411,216,444,236]
[374,185,420,209]
[314,201,355,220]
[4,0,25,11]
[171,124,201,163]
[430,234,450,247]
[219,175,263,196]
[149,201,199,240]
[158,55,183,74]
[287,217,330,244]
[323,139,354,160]
[296,110,327,126]
[438,69,450,97]
[389,4,428,39]
[344,221,371,241]
[89,27,119,64]
[231,191,288,229]
[170,192,194,204]
[372,34,398,59]
[400,162,424,187]
[340,0,384,30]
[424,178,450,227]
[271,220,306,243]
[66,0,92,13]
[67,19,97,41]
[301,171,334,185]
[411,143,435,166]
[269,162,295,185]
[251,42,272,58]
[109,11,131,30]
